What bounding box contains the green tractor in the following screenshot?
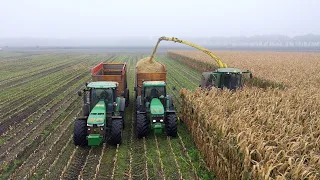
[200,68,253,90]
[74,81,125,146]
[135,81,177,138]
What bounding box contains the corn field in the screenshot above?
[170,50,320,179]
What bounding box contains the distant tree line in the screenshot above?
[198,34,320,47]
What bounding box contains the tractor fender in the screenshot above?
[119,97,126,112]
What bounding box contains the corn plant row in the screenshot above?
[0,98,81,173]
[154,135,166,180]
[180,87,320,179]
[94,143,107,180]
[59,146,79,179]
[167,136,183,180]
[0,54,82,86]
[157,56,200,84]
[0,76,88,169]
[42,134,73,179]
[10,109,80,179]
[0,55,90,100]
[143,137,149,180]
[111,144,120,180]
[78,147,93,180]
[0,67,85,119]
[0,69,88,123]
[0,73,89,141]
[0,65,81,106]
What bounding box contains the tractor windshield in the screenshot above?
[144,86,165,100]
[222,74,242,90]
[91,88,114,106]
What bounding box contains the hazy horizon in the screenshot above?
[1,0,319,39]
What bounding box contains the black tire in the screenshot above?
[166,114,177,137]
[82,104,89,117]
[109,120,123,145]
[136,113,149,138]
[74,119,88,146]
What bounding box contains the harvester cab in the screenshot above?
[135,81,177,138]
[74,81,125,147]
[201,68,253,90]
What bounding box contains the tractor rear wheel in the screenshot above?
[166,114,177,137]
[109,120,123,145]
[136,113,148,138]
[74,119,88,146]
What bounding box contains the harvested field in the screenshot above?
[0,52,213,180]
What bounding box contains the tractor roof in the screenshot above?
[217,68,246,73]
[143,81,166,87]
[87,81,118,88]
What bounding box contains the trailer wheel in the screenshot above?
[109,120,123,145]
[136,113,149,138]
[166,114,177,137]
[74,119,88,146]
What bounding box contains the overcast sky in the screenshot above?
[0,0,319,38]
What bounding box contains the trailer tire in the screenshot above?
[109,120,123,145]
[74,119,88,146]
[166,114,177,137]
[136,113,148,138]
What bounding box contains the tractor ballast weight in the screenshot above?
[200,68,253,90]
[134,63,177,138]
[74,62,128,147]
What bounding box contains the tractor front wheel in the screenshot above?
[74,119,88,146]
[136,113,148,138]
[109,120,123,145]
[166,114,177,137]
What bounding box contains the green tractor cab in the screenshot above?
[200,68,253,90]
[74,81,125,146]
[135,81,177,138]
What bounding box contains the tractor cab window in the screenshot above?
[223,73,242,90]
[91,88,114,106]
[144,86,165,101]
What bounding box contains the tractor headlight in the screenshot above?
[100,127,104,131]
[152,120,156,123]
[160,119,163,122]
[88,128,91,131]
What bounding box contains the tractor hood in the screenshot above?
[150,98,164,115]
[87,101,106,125]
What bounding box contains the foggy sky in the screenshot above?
[0,0,319,38]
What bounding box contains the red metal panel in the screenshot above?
[92,62,103,75]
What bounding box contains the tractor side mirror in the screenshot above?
[77,91,82,96]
